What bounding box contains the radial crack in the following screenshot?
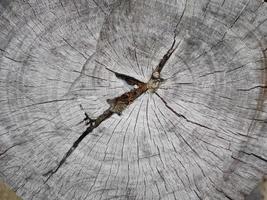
[155,92,216,131]
[240,150,267,163]
[43,82,148,182]
[43,27,189,183]
[43,109,113,183]
[237,85,267,91]
[152,38,180,76]
[105,67,144,87]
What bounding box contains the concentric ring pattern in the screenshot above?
[0,0,266,199]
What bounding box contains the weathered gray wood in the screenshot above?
[0,0,266,199]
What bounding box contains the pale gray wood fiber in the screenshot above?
[0,0,266,199]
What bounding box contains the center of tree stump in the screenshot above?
[147,78,161,93]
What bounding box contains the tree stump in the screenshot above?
[0,0,267,199]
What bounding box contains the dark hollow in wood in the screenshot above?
[0,0,267,200]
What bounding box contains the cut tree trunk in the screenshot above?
[0,0,267,199]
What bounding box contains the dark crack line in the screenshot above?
[92,0,108,16]
[151,0,187,77]
[155,92,215,131]
[62,37,88,60]
[43,83,148,182]
[229,0,249,29]
[237,85,267,91]
[105,67,144,86]
[72,69,114,82]
[175,0,187,32]
[0,141,28,156]
[199,70,224,78]
[240,150,267,163]
[214,187,234,200]
[202,0,211,19]
[153,38,181,75]
[95,60,140,85]
[22,98,76,108]
[1,55,24,63]
[41,14,216,183]
[43,109,113,183]
[68,51,96,87]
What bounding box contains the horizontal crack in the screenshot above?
[237,85,267,91]
[72,70,113,82]
[22,98,76,108]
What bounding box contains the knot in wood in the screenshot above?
[147,78,160,93]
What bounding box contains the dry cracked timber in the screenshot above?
[0,0,267,200]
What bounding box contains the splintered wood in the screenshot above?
[0,0,266,200]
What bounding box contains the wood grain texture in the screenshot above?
[0,0,266,199]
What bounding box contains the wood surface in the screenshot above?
[0,0,267,199]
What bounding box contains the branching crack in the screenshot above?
[43,30,180,182]
[43,109,113,182]
[43,80,148,182]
